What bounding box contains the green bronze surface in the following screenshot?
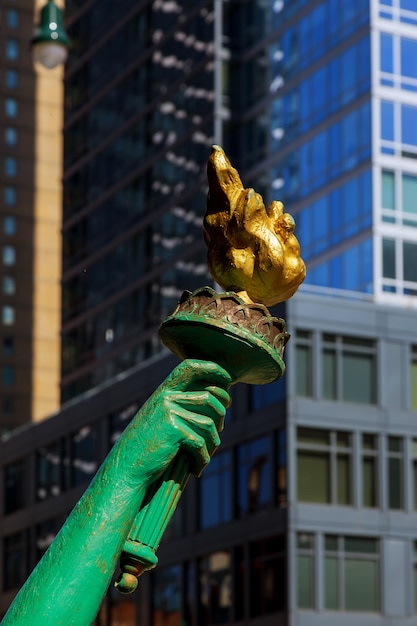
[0,360,231,625]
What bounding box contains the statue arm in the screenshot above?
[1,360,231,626]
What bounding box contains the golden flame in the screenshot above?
[203,146,306,307]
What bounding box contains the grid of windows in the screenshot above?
[278,0,369,79]
[296,170,372,265]
[297,533,380,612]
[274,36,370,147]
[295,427,411,511]
[324,536,379,612]
[199,431,285,529]
[294,330,377,404]
[379,0,417,25]
[380,32,417,91]
[273,101,371,203]
[381,100,417,158]
[297,429,352,505]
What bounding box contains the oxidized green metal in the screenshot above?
[1,360,231,625]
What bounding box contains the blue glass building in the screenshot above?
[258,0,417,301]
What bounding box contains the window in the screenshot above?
[324,535,379,612]
[6,39,19,61]
[3,365,14,385]
[249,536,286,617]
[4,460,26,513]
[109,402,139,445]
[294,329,313,396]
[3,395,13,417]
[5,127,17,146]
[71,425,99,486]
[276,429,287,506]
[3,532,27,591]
[2,306,15,325]
[3,336,14,355]
[237,436,270,515]
[4,186,16,205]
[36,442,64,501]
[404,241,417,283]
[382,170,417,227]
[412,347,417,410]
[383,238,417,294]
[403,174,417,225]
[5,156,17,176]
[200,449,232,529]
[199,552,232,624]
[4,216,16,235]
[362,434,378,507]
[3,245,16,265]
[5,69,18,88]
[36,518,62,561]
[381,170,395,223]
[152,564,181,626]
[297,533,315,609]
[387,436,404,509]
[322,334,376,404]
[3,276,16,294]
[250,379,285,410]
[297,428,352,505]
[5,98,18,117]
[6,9,19,29]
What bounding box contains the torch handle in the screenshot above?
[114,453,191,594]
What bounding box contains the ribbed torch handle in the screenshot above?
[114,454,191,594]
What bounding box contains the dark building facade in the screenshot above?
[61,0,221,401]
[0,0,63,432]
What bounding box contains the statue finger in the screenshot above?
[171,391,226,432]
[165,359,232,393]
[173,414,214,476]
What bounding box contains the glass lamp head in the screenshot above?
[31,0,70,69]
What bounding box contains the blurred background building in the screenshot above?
[1,0,417,625]
[0,0,63,434]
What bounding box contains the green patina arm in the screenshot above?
[1,360,231,626]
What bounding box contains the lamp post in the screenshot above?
[31,0,70,69]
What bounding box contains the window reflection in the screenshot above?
[152,564,181,626]
[249,536,286,617]
[4,459,26,514]
[36,442,63,501]
[199,551,232,625]
[109,402,139,445]
[3,531,27,591]
[36,517,63,561]
[71,425,99,486]
[200,450,232,529]
[237,437,270,515]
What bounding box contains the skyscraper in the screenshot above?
[0,0,63,433]
[265,0,417,305]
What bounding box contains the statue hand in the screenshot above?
[116,359,232,487]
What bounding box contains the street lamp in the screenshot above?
[31,0,70,69]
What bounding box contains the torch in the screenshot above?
[115,146,305,593]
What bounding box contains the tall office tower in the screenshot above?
[264,0,417,303]
[0,0,63,433]
[61,0,219,402]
